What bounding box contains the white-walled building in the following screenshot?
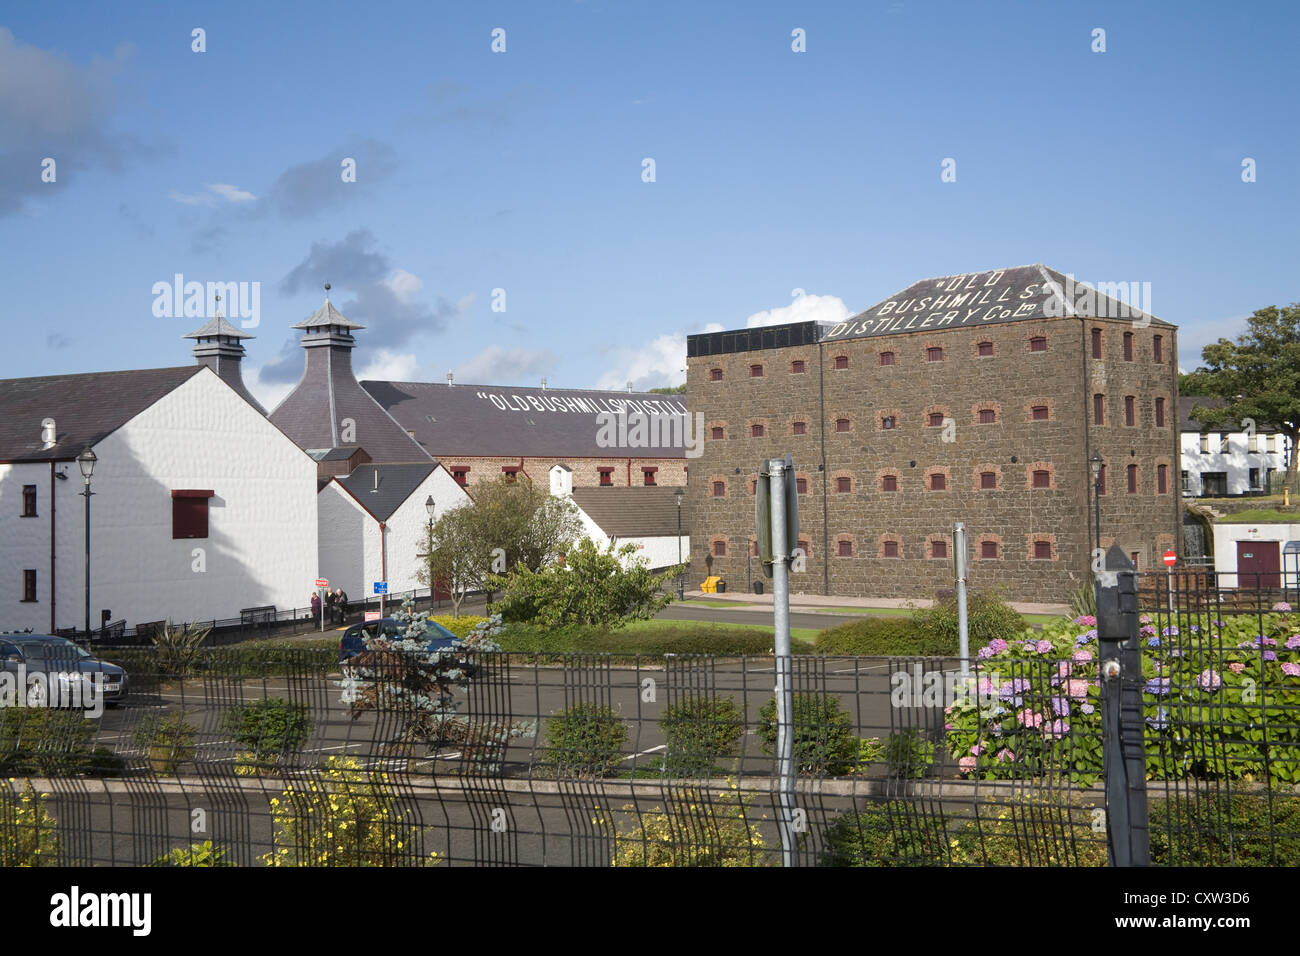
[1209,520,1300,590]
[1181,397,1291,497]
[316,462,471,603]
[549,464,688,571]
[0,366,319,633]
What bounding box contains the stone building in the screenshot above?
[684,265,1182,603]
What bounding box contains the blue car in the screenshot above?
[337,617,460,664]
[0,634,128,707]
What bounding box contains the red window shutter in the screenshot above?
[980,472,996,489]
[932,540,947,559]
[792,421,806,435]
[1034,541,1052,559]
[977,341,993,356]
[836,477,851,493]
[981,541,998,559]
[1033,470,1050,488]
[1032,405,1049,421]
[709,368,723,381]
[838,540,853,557]
[879,351,895,366]
[834,355,848,369]
[171,490,213,539]
[796,477,808,494]
[882,475,897,492]
[883,540,898,557]
[791,360,806,373]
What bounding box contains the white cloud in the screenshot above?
[745,292,851,328]
[455,345,556,384]
[384,269,423,302]
[356,348,422,383]
[169,182,257,206]
[246,366,296,414]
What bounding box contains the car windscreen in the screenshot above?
[16,640,90,660]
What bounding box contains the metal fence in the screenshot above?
[2,569,1298,866]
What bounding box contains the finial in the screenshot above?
[214,292,222,317]
[324,282,331,300]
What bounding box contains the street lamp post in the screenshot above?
[425,495,436,609]
[1089,451,1104,555]
[674,487,685,601]
[77,447,97,639]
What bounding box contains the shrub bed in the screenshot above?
[814,617,948,656]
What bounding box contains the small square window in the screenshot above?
[981,541,999,559]
[1034,540,1052,560]
[751,423,765,438]
[452,468,469,487]
[927,347,944,362]
[838,540,853,557]
[978,408,996,424]
[1029,336,1047,352]
[980,471,997,490]
[709,367,723,381]
[792,421,807,436]
[836,418,851,432]
[796,540,810,558]
[791,359,806,374]
[1032,405,1049,421]
[883,540,899,558]
[880,416,895,430]
[1032,470,1051,489]
[642,469,657,486]
[932,540,948,559]
[749,364,764,378]
[598,469,614,487]
[796,477,808,494]
[834,355,848,370]
[928,412,944,427]
[836,476,851,493]
[879,351,895,366]
[977,341,993,357]
[881,475,898,492]
[929,473,946,491]
[711,426,724,440]
[712,540,727,557]
[172,490,212,539]
[712,481,725,497]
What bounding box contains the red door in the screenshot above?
[1237,540,1281,588]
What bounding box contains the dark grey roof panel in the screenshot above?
[334,463,438,522]
[361,380,689,459]
[0,366,203,462]
[571,486,685,537]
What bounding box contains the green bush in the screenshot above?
[947,796,1107,866]
[0,708,97,776]
[0,782,59,866]
[603,787,775,867]
[820,802,949,866]
[427,614,487,638]
[757,693,858,775]
[912,591,1027,654]
[221,698,313,773]
[659,696,745,776]
[543,702,628,778]
[133,712,198,774]
[886,728,936,779]
[1150,792,1300,866]
[152,620,212,677]
[496,623,809,657]
[151,840,234,866]
[815,617,943,655]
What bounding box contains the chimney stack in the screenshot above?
[183,299,264,414]
[41,418,56,449]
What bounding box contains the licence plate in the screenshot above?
[103,682,121,691]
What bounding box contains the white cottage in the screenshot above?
[1180,397,1291,497]
[0,364,319,633]
[316,462,471,605]
[549,464,688,571]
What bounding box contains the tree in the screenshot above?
[488,537,683,628]
[416,506,489,618]
[648,384,686,394]
[1183,304,1300,493]
[469,475,584,572]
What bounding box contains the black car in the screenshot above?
[338,617,460,664]
[0,635,128,707]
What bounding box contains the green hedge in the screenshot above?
[497,623,810,657]
[814,617,952,656]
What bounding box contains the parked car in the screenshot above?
[337,617,461,664]
[0,634,128,707]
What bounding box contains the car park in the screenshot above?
[0,634,128,707]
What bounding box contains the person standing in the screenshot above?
[324,589,336,627]
[336,588,349,625]
[310,591,321,627]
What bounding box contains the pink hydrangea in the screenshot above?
[1072,615,1097,627]
[959,756,978,773]
[1044,719,1070,739]
[1197,669,1223,691]
[1229,662,1246,674]
[1064,679,1090,700]
[1286,635,1300,650]
[1017,709,1044,728]
[970,744,985,756]
[995,748,1016,762]
[1273,602,1292,612]
[1072,649,1093,663]
[1282,663,1300,678]
[1036,639,1054,654]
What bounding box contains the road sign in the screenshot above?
[754,454,798,578]
[315,578,329,588]
[373,581,388,595]
[1162,550,1177,567]
[364,611,381,622]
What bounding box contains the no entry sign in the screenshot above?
[315,578,329,587]
[1162,551,1177,567]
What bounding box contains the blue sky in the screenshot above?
[3,0,1297,409]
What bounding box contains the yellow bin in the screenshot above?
[701,576,722,594]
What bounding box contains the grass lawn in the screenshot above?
[622,617,819,643]
[1215,508,1299,523]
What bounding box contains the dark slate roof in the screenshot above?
[570,486,684,537]
[360,380,689,458]
[308,446,367,462]
[291,300,365,330]
[269,331,433,464]
[183,316,255,339]
[0,367,203,463]
[331,463,439,522]
[1179,396,1227,431]
[818,264,1174,345]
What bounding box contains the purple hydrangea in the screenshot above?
[1146,707,1170,731]
[1080,702,1095,715]
[1162,625,1180,637]
[1144,677,1172,697]
[995,748,1016,762]
[1044,719,1070,739]
[1072,615,1097,627]
[1139,625,1158,638]
[1036,639,1054,654]
[1075,629,1098,646]
[1282,663,1300,678]
[1286,635,1300,650]
[1197,669,1223,691]
[1265,650,1278,662]
[1147,637,1161,648]
[1050,696,1071,717]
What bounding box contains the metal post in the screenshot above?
[319,587,325,633]
[1166,564,1174,616]
[1094,476,1102,553]
[82,478,92,639]
[768,457,797,867]
[676,498,684,601]
[1095,544,1150,866]
[954,522,969,677]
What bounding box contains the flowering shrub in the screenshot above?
[599,785,774,867]
[947,610,1300,785]
[0,782,59,866]
[263,756,441,866]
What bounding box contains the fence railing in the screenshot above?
[3,598,1298,866]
